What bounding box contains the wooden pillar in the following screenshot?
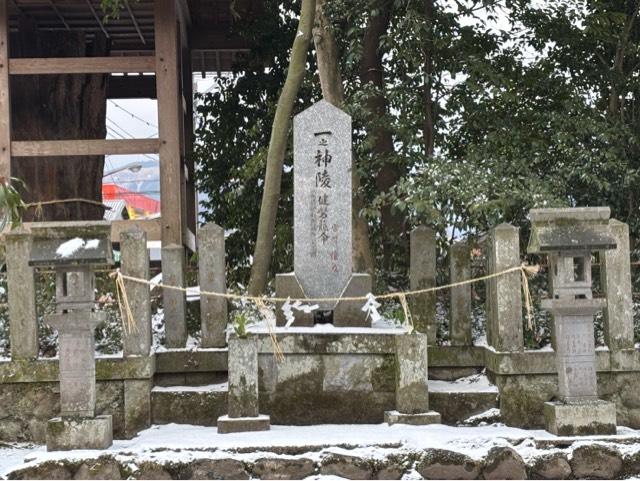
[0,0,11,180]
[155,0,186,346]
[182,42,197,234]
[155,0,183,246]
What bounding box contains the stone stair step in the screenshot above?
[428,377,499,424]
[151,382,228,426]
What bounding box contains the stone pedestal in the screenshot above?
[47,311,104,418]
[275,272,371,327]
[543,400,616,436]
[46,415,113,451]
[217,336,270,433]
[543,299,602,402]
[385,333,441,425]
[217,414,271,434]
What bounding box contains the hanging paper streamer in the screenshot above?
[361,293,382,323]
[281,298,320,327]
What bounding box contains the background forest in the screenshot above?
[194,0,640,296]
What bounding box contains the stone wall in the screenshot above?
[252,330,404,424]
[0,380,124,442]
[259,353,396,424]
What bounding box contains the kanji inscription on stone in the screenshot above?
[293,100,352,304]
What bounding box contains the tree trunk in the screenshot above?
[360,0,405,273]
[607,1,639,120]
[423,0,435,157]
[248,0,316,296]
[313,0,374,275]
[10,17,109,221]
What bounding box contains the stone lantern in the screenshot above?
[29,221,114,451]
[528,207,617,435]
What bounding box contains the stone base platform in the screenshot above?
[275,272,372,327]
[217,414,270,434]
[8,423,638,481]
[46,415,113,451]
[544,400,617,436]
[385,410,441,425]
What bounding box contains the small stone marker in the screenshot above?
[217,335,270,434]
[276,100,371,326]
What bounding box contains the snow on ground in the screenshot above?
[151,382,228,393]
[3,422,640,478]
[429,373,499,393]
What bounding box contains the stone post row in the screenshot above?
[197,223,227,348]
[600,219,634,352]
[409,226,437,343]
[120,229,153,438]
[449,242,472,346]
[5,228,38,360]
[384,332,441,425]
[486,223,523,352]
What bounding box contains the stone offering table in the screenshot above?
[28,221,114,450]
[528,207,617,435]
[219,328,439,429]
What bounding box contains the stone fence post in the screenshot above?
[600,219,634,351]
[486,223,523,352]
[162,244,187,348]
[217,335,270,433]
[384,332,440,425]
[197,223,227,348]
[5,228,38,360]
[120,229,153,439]
[409,226,437,343]
[120,230,151,357]
[450,242,472,346]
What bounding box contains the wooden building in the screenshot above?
[0,0,253,346]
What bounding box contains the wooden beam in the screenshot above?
[155,0,183,246]
[0,0,10,179]
[111,218,161,243]
[107,75,156,99]
[9,56,156,75]
[189,31,250,50]
[11,138,160,157]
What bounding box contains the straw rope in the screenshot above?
[114,263,539,305]
[24,198,108,220]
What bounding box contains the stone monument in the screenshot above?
[28,221,114,450]
[276,100,371,326]
[528,207,617,435]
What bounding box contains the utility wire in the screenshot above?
[108,100,159,130]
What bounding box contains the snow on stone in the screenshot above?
[84,239,100,250]
[429,373,499,393]
[55,237,85,258]
[55,238,101,258]
[3,423,640,478]
[151,382,228,393]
